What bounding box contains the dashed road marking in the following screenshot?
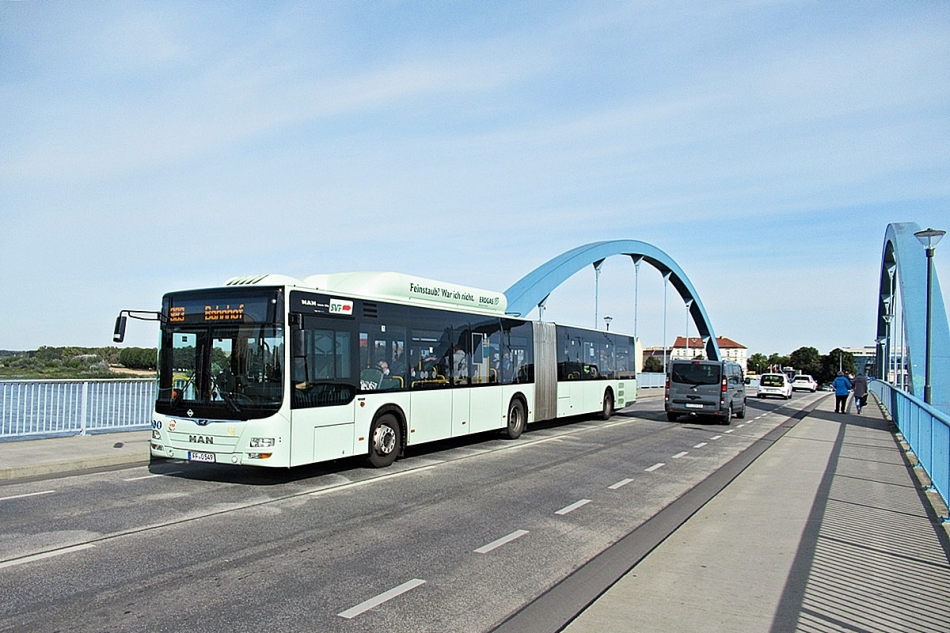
[124,471,183,481]
[645,463,665,472]
[338,579,426,619]
[0,490,56,502]
[609,478,634,490]
[693,442,708,449]
[475,530,529,554]
[672,451,688,459]
[556,499,592,515]
[710,435,722,441]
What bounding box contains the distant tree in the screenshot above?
[789,346,822,377]
[748,353,768,374]
[818,349,856,385]
[119,347,158,370]
[643,356,664,373]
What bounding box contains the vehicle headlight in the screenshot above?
[250,438,275,448]
[152,430,162,440]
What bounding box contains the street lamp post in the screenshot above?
[883,314,893,383]
[604,316,612,331]
[914,227,946,404]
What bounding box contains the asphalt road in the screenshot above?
[0,391,823,633]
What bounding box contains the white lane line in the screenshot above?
[645,463,665,472]
[475,530,529,554]
[338,579,426,619]
[555,499,592,515]
[693,442,708,449]
[608,478,633,490]
[737,424,746,428]
[0,490,56,502]
[710,435,722,440]
[672,451,688,459]
[310,464,439,497]
[123,471,183,481]
[724,429,735,434]
[0,543,95,570]
[756,415,766,419]
[508,436,565,450]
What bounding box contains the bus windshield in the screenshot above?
[156,289,284,421]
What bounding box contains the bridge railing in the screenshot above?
[636,372,665,389]
[871,379,950,517]
[0,379,155,440]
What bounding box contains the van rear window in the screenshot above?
[670,364,720,386]
[761,375,785,387]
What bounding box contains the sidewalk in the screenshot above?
[563,393,950,633]
[0,429,151,481]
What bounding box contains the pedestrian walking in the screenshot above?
[852,373,869,414]
[832,371,852,413]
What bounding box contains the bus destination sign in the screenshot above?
[163,291,277,325]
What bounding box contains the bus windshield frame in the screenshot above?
[156,288,285,421]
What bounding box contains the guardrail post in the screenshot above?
[80,381,89,436]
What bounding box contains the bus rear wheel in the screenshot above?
[367,414,401,468]
[504,398,526,440]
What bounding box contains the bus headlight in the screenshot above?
[152,430,162,440]
[250,438,275,448]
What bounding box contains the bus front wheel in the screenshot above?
[504,398,526,440]
[367,414,401,468]
[600,389,614,420]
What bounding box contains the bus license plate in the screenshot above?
[685,403,703,409]
[188,451,215,463]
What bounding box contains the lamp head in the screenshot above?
[914,228,946,250]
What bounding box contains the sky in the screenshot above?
[1,1,948,358]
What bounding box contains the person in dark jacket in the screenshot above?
[832,371,852,413]
[852,373,869,414]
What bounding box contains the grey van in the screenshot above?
[665,360,747,424]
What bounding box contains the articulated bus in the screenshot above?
[115,272,637,469]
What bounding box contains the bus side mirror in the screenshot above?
[113,315,127,343]
[292,328,306,358]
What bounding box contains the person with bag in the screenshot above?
[852,373,869,414]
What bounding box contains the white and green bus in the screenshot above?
[115,272,636,469]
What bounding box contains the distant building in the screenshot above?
[841,345,888,379]
[644,337,748,371]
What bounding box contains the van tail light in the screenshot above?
[721,377,727,404]
[665,376,669,400]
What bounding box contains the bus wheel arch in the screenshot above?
[503,394,528,440]
[366,406,406,468]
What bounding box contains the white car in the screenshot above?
[791,374,818,392]
[757,373,793,399]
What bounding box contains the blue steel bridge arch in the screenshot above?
[878,222,950,412]
[504,240,722,362]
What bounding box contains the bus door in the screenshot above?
[469,328,503,433]
[408,327,453,444]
